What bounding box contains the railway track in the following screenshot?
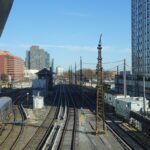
[40,85,65,150]
[0,89,29,150]
[84,89,149,149]
[23,85,62,150]
[105,115,143,150]
[3,84,148,149]
[120,123,150,148]
[0,88,31,104]
[42,84,77,150]
[71,85,99,150]
[64,85,78,150]
[57,92,69,150]
[10,104,26,150]
[42,84,69,150]
[106,114,150,150]
[78,86,149,150]
[0,105,25,150]
[55,85,77,150]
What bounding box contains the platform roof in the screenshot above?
[0,0,14,37]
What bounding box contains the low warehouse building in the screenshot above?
[115,97,149,120]
[104,92,130,107]
[104,92,149,120]
[0,97,12,123]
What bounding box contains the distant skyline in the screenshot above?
[0,0,131,71]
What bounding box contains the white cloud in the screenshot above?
[0,43,131,54]
[39,44,96,52]
[0,43,97,53]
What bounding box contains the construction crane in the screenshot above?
[96,34,105,134]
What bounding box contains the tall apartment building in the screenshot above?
[25,46,50,70]
[0,50,24,81]
[132,0,150,76]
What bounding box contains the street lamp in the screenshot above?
[26,93,29,106]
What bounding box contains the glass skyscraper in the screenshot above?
[132,0,150,76]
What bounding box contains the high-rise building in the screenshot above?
[132,0,150,76]
[56,66,64,76]
[0,50,24,81]
[0,0,14,36]
[25,46,50,70]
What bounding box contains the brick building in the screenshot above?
[0,50,24,81]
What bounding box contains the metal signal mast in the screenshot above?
[96,34,105,134]
[80,57,83,107]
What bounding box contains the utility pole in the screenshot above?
[51,58,54,86]
[117,66,119,76]
[117,66,119,93]
[80,57,82,86]
[71,65,73,84]
[68,67,70,84]
[75,63,77,85]
[96,34,105,134]
[143,76,146,115]
[68,67,71,85]
[91,73,93,87]
[124,59,127,98]
[80,57,83,108]
[51,58,54,73]
[27,93,29,106]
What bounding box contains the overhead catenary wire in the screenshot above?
[103,63,124,71]
[67,59,129,74]
[83,59,124,66]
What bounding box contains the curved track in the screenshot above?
[0,90,28,150]
[0,105,25,150]
[23,85,62,150]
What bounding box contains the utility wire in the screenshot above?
[83,59,124,65]
[103,63,124,71]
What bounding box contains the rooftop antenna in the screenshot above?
[75,63,77,85]
[123,59,127,98]
[80,57,83,108]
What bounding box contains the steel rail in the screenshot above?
[0,91,28,149]
[67,85,77,150]
[23,85,61,150]
[9,104,26,150]
[56,85,70,150]
[0,106,25,149]
[83,89,148,149]
[41,85,65,150]
[72,85,134,150]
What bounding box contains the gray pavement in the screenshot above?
[78,109,124,150]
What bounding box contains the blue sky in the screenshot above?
[0,0,131,71]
